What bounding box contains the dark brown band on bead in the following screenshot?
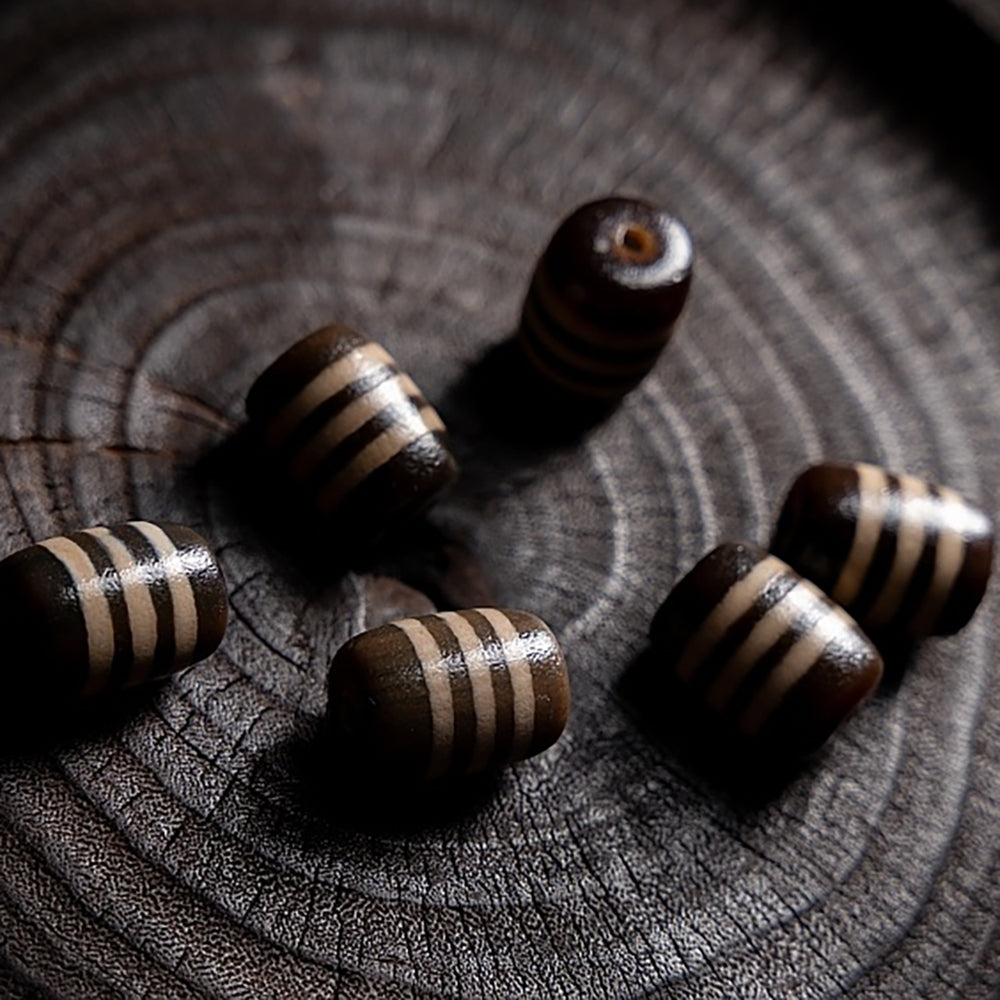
[460,609,517,768]
[114,523,178,677]
[158,523,228,664]
[763,635,883,755]
[650,541,773,652]
[329,431,459,533]
[848,472,904,622]
[245,324,370,422]
[771,463,861,594]
[271,360,401,466]
[686,568,800,697]
[503,609,570,758]
[419,614,475,774]
[0,544,90,702]
[68,530,135,692]
[928,510,994,635]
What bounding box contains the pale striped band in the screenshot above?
[439,611,498,774]
[38,522,204,694]
[866,473,930,627]
[739,602,862,736]
[674,555,787,684]
[85,527,159,687]
[832,462,888,607]
[130,521,200,670]
[909,486,969,630]
[476,607,537,761]
[315,405,445,514]
[263,342,396,449]
[522,297,662,378]
[394,617,455,779]
[705,579,825,712]
[38,536,116,696]
[289,371,423,481]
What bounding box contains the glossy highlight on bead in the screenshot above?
[518,195,693,401]
[246,324,459,536]
[327,608,570,779]
[0,521,228,705]
[772,462,994,635]
[650,542,883,754]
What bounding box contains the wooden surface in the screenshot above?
[1,1,999,996]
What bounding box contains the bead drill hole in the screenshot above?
[613,222,659,264]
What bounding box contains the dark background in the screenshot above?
[0,1,998,996]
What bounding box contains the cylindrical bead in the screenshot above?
[327,608,570,779]
[650,542,883,754]
[246,324,459,535]
[0,521,228,705]
[518,196,693,401]
[772,462,994,635]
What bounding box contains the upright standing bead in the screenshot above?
[518,196,693,402]
[772,462,994,636]
[327,609,570,779]
[246,324,459,540]
[0,521,228,706]
[650,542,883,754]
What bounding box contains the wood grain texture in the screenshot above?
[1,1,999,997]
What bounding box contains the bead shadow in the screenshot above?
[617,647,815,807]
[196,426,499,613]
[251,725,504,838]
[437,337,619,452]
[0,682,168,756]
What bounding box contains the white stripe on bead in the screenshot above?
[705,579,824,712]
[289,371,424,481]
[866,473,930,627]
[263,342,396,449]
[909,486,970,630]
[738,603,861,736]
[314,405,445,514]
[85,527,159,687]
[394,617,455,779]
[439,611,498,774]
[38,536,115,696]
[477,607,536,761]
[129,521,200,670]
[831,463,887,607]
[674,556,786,684]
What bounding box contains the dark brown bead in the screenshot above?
[650,542,883,754]
[772,462,994,636]
[246,324,459,538]
[327,608,570,779]
[518,196,693,401]
[0,521,228,707]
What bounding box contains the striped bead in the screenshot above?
[0,521,228,706]
[772,462,994,635]
[518,196,693,402]
[246,324,459,537]
[327,608,570,779]
[650,542,883,754]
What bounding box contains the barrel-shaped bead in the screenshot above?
[650,542,883,754]
[518,196,693,401]
[0,521,228,705]
[246,324,459,535]
[772,463,994,635]
[327,608,570,778]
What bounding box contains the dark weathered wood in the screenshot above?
[1,1,1000,997]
